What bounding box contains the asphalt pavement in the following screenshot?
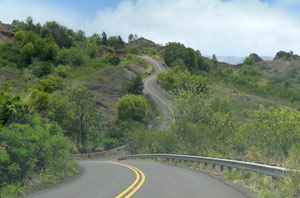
[26,160,247,198]
[141,56,172,130]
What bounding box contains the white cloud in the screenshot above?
[1,0,300,57]
[0,0,85,32]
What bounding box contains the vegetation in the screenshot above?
[2,16,300,197]
[132,42,300,197]
[0,18,156,197]
[117,94,149,122]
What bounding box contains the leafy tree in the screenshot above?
[32,61,54,78]
[128,47,140,55]
[42,21,74,48]
[85,43,98,59]
[157,69,208,94]
[6,30,58,66]
[109,54,120,65]
[0,115,75,185]
[56,47,85,66]
[163,42,186,67]
[128,33,134,43]
[0,88,21,125]
[183,47,197,69]
[101,32,108,45]
[47,92,74,137]
[234,106,300,160]
[117,94,148,122]
[244,54,256,66]
[212,54,218,68]
[124,74,144,95]
[21,42,35,64]
[54,65,71,78]
[74,30,86,42]
[89,33,102,45]
[108,36,124,50]
[66,85,102,151]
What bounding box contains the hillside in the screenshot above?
[1,18,300,198]
[0,22,14,42]
[0,19,161,197]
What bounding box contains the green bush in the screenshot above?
[0,114,72,185]
[0,89,21,125]
[117,94,148,122]
[123,74,144,95]
[108,54,120,66]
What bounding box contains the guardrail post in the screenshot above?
[228,167,232,172]
[220,165,224,172]
[212,164,216,169]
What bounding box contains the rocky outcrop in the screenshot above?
[0,23,15,42]
[274,51,300,61]
[249,53,263,62]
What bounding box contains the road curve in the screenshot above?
[25,57,249,198]
[141,56,173,130]
[26,160,247,198]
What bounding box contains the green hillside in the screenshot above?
[1,18,300,197]
[0,18,157,197]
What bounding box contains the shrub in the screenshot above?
[117,94,148,122]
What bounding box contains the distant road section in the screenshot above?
[141,56,173,130]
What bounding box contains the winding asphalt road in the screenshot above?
[27,160,247,198]
[26,57,248,198]
[141,56,173,130]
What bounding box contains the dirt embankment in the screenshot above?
[0,23,15,42]
[85,66,135,120]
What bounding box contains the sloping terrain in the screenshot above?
[0,22,14,42]
[85,66,135,119]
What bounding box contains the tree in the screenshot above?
[75,30,86,42]
[128,33,134,43]
[90,33,102,45]
[67,85,100,150]
[101,32,108,45]
[183,47,197,69]
[124,74,144,95]
[42,21,74,48]
[244,54,256,66]
[108,36,125,50]
[117,94,148,122]
[0,87,20,125]
[212,54,218,68]
[85,43,98,59]
[163,42,186,67]
[109,54,120,65]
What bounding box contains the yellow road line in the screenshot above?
[153,60,163,73]
[124,165,146,198]
[103,161,145,198]
[145,77,175,117]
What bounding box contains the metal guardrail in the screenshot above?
[154,80,174,100]
[118,154,290,178]
[73,145,126,158]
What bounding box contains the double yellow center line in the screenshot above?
[145,60,175,118]
[104,162,145,198]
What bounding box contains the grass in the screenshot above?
[0,159,80,198]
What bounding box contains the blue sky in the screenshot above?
[1,0,300,57]
[36,0,123,18]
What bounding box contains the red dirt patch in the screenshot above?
[0,23,15,42]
